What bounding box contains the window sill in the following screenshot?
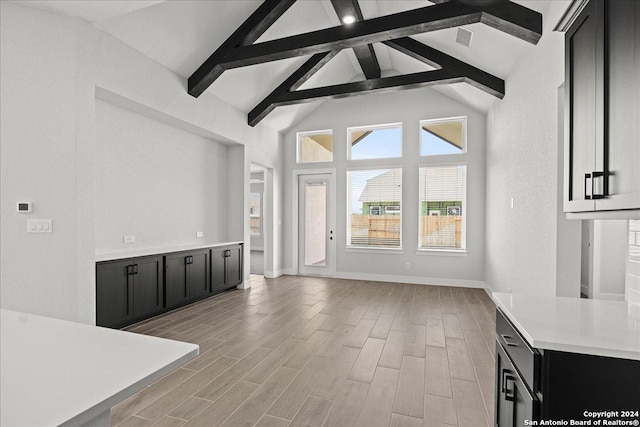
[345,247,405,255]
[416,249,468,257]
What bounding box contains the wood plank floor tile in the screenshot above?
[267,356,332,420]
[167,397,211,421]
[369,313,395,339]
[424,394,457,426]
[255,415,291,427]
[185,381,259,427]
[220,367,299,427]
[404,324,426,358]
[348,337,386,383]
[425,346,453,398]
[445,338,476,382]
[345,318,376,349]
[289,396,333,427]
[116,277,497,427]
[322,379,369,426]
[378,330,406,369]
[390,413,423,427]
[355,366,400,427]
[393,356,425,418]
[311,346,360,400]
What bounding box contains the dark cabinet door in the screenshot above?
[565,0,601,212]
[96,259,133,328]
[211,248,227,293]
[495,342,538,427]
[132,255,164,320]
[226,245,243,287]
[599,0,640,211]
[165,252,190,309]
[189,249,210,300]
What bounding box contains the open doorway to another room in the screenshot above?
[250,166,265,276]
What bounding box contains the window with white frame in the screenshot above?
[297,130,333,163]
[347,168,402,248]
[348,123,402,160]
[420,117,466,156]
[418,165,466,250]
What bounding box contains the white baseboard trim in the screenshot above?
[333,271,486,289]
[237,279,251,290]
[281,268,297,276]
[483,281,496,300]
[596,292,625,301]
[264,269,284,279]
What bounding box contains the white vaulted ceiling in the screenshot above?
[15,0,564,132]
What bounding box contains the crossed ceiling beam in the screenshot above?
[187,0,543,126]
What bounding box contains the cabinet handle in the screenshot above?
[591,171,605,199]
[504,374,516,402]
[132,264,138,275]
[584,173,592,200]
[500,334,518,347]
[127,265,133,276]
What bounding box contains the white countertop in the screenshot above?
[95,241,243,262]
[492,293,640,361]
[0,309,199,427]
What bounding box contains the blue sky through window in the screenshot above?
[351,127,402,160]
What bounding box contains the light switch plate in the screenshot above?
[123,235,135,243]
[27,219,52,233]
[196,231,203,238]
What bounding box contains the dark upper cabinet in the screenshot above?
[96,255,163,329]
[565,0,640,216]
[211,244,243,293]
[165,248,210,308]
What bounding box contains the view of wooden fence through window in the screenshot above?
[347,168,401,248]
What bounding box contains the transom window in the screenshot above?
[297,130,333,163]
[420,117,466,156]
[348,123,402,160]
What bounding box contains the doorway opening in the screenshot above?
[250,166,265,276]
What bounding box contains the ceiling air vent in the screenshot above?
[456,27,473,47]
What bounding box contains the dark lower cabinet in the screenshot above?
[495,308,640,426]
[165,249,210,309]
[211,244,243,293]
[97,244,242,329]
[96,255,163,329]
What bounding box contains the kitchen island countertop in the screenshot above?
[0,309,198,426]
[492,292,640,360]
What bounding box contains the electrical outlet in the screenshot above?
[123,235,135,243]
[27,219,52,233]
[196,231,203,238]
[405,262,411,269]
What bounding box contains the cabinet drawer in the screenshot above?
[496,309,539,392]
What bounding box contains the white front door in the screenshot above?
[298,174,335,276]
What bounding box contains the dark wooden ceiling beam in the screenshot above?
[330,0,381,79]
[271,69,466,107]
[383,37,505,98]
[220,1,541,70]
[248,50,340,126]
[188,0,297,98]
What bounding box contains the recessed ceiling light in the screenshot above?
[342,15,356,24]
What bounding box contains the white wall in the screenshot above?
[283,87,486,287]
[485,1,581,296]
[0,3,80,321]
[0,2,283,323]
[95,99,230,254]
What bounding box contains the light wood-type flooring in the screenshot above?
[112,275,497,427]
